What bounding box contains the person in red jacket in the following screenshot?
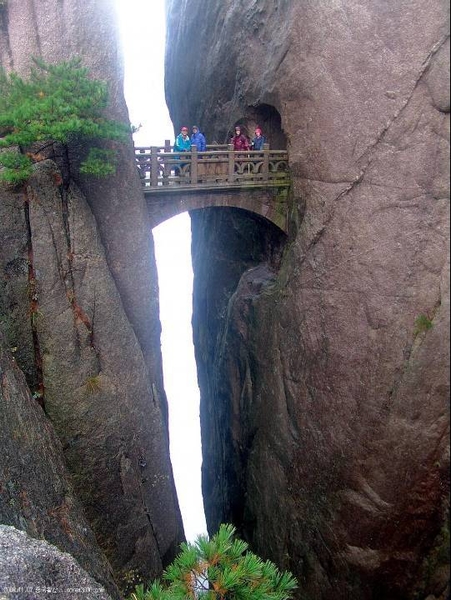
[231,125,250,151]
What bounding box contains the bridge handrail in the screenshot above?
[135,142,289,189]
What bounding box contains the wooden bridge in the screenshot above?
[136,142,290,232]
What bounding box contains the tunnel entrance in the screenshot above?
[232,103,288,150]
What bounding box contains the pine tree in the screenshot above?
[129,524,297,600]
[0,57,130,184]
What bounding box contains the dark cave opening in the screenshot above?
[232,103,288,150]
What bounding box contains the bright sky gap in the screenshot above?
[116,0,207,542]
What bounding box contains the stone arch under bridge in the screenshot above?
[145,186,290,233]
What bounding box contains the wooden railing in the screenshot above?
[135,141,290,191]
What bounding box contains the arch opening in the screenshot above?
[147,186,290,233]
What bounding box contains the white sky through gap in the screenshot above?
[115,0,207,542]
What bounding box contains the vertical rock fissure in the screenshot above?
[27,0,42,56]
[0,5,13,70]
[23,190,44,409]
[59,184,98,361]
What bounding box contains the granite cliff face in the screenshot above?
[0,332,118,598]
[0,0,183,591]
[166,1,450,598]
[0,526,113,600]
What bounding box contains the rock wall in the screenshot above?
[0,332,118,598]
[166,1,450,598]
[0,0,184,591]
[0,526,113,600]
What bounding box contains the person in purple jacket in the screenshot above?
[231,125,250,151]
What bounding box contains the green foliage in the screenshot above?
[129,585,148,600]
[128,524,297,600]
[0,58,130,184]
[0,150,33,184]
[30,308,43,327]
[79,148,117,176]
[414,314,433,335]
[85,375,102,394]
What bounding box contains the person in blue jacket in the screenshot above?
[251,127,266,150]
[173,126,191,172]
[191,125,206,151]
[174,126,192,154]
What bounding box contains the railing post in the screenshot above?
[262,143,270,181]
[191,144,198,184]
[151,146,159,187]
[136,149,146,183]
[163,139,171,184]
[228,143,235,182]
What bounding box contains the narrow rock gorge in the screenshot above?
[166,1,450,599]
[0,0,449,599]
